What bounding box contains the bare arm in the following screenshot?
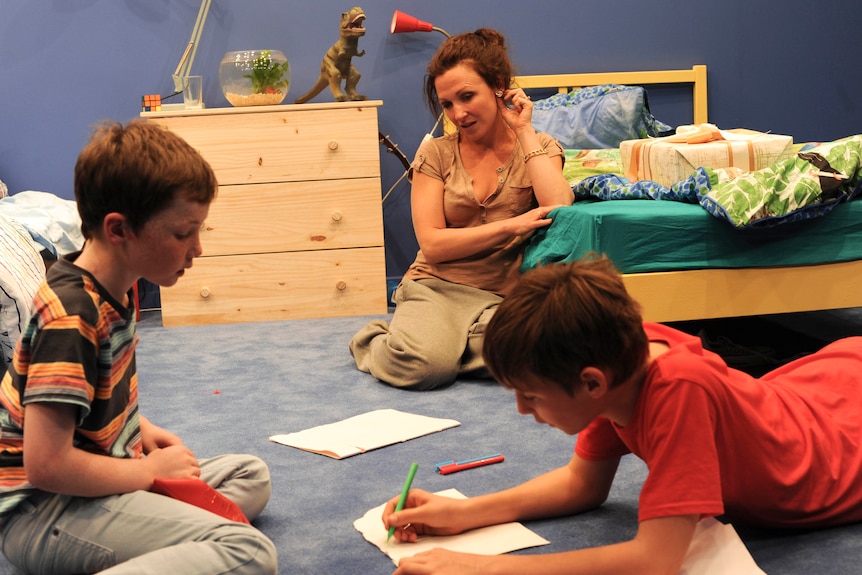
[385,452,698,575]
[499,87,574,208]
[24,403,200,497]
[411,170,563,264]
[385,453,620,539]
[392,514,699,575]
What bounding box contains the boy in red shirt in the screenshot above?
[384,256,862,575]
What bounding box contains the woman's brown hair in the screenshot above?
[423,28,515,118]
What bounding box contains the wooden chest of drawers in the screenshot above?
[143,101,387,327]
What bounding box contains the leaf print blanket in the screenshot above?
[569,135,862,228]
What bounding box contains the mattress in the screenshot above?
[523,197,862,274]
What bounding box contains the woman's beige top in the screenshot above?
[403,131,563,297]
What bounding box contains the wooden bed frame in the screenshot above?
[514,65,862,322]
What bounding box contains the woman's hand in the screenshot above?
[502,205,566,238]
[393,548,494,575]
[382,489,473,542]
[498,88,534,133]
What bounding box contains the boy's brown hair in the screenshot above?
[74,120,217,239]
[483,256,648,394]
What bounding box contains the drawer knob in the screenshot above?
[328,139,339,151]
[200,287,212,299]
[331,210,343,222]
[335,281,347,291]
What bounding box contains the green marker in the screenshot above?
[387,462,419,542]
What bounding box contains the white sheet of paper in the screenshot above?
[680,517,767,575]
[269,409,460,459]
[353,488,550,565]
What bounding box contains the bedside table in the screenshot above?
[142,101,387,326]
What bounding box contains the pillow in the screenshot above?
[531,84,672,149]
[1,216,45,370]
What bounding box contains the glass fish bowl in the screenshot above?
[219,50,290,107]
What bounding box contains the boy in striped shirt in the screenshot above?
[0,120,276,574]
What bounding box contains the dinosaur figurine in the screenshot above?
[295,7,368,104]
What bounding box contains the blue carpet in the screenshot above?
[1,311,861,573]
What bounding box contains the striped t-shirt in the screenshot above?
[0,254,141,517]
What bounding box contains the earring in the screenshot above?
[495,90,504,98]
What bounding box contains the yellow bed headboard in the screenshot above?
[443,65,708,134]
[514,64,708,125]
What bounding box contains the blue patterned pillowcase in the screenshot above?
[531,84,671,149]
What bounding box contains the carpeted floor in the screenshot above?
[1,308,861,574]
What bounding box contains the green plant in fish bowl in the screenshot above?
[220,49,291,107]
[246,50,289,94]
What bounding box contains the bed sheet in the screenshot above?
[523,197,862,275]
[0,215,44,370]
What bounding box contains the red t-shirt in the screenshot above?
[575,322,862,528]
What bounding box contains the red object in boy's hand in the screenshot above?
[151,477,250,524]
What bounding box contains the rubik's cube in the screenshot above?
[141,94,162,112]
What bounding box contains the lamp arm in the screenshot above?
[172,43,194,92]
[171,0,212,93]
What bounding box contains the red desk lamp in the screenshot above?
[390,10,451,39]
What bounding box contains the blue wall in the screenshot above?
[1,0,860,282]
